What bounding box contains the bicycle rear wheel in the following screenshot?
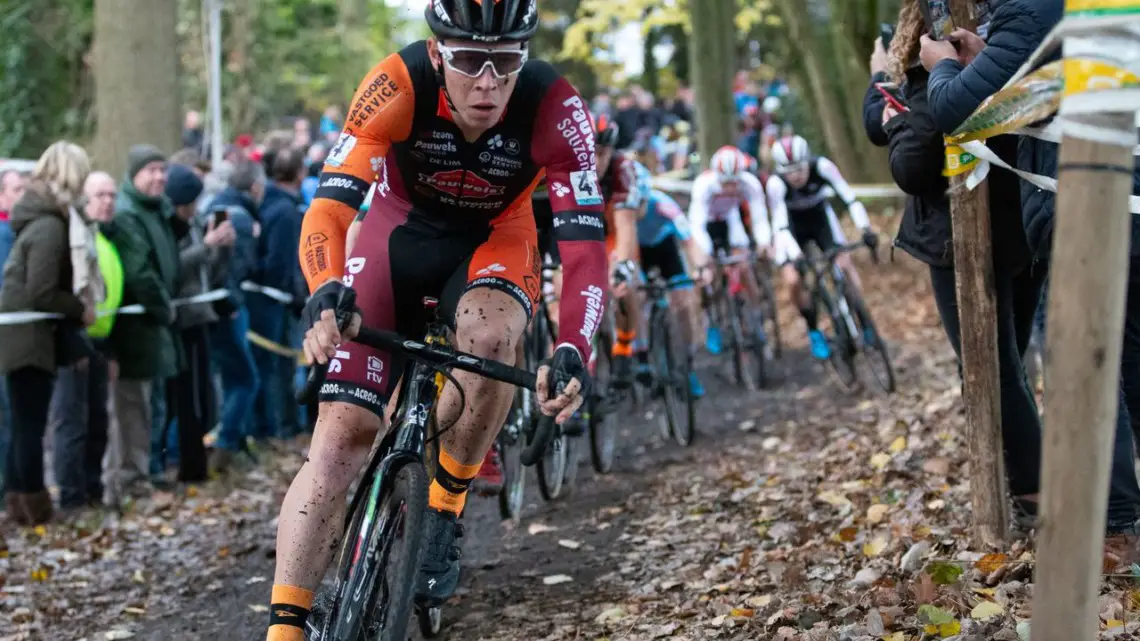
[845,287,896,393]
[319,461,428,641]
[754,261,783,359]
[818,285,860,392]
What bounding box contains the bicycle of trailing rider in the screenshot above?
[296,290,556,641]
[794,241,896,393]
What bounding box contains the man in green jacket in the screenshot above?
[102,145,183,505]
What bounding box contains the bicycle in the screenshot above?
[794,241,896,393]
[636,268,699,446]
[703,249,771,390]
[297,290,544,641]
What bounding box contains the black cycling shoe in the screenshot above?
[416,509,463,606]
[612,355,634,388]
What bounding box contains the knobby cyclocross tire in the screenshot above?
[661,309,697,447]
[739,298,769,390]
[728,293,757,391]
[560,433,583,493]
[650,306,682,442]
[817,284,860,392]
[497,401,526,520]
[322,461,428,641]
[754,261,783,359]
[844,287,897,393]
[536,433,568,500]
[588,339,617,474]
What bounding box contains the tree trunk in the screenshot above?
[643,26,660,98]
[91,0,180,177]
[946,0,1006,549]
[772,0,859,175]
[688,0,736,164]
[225,0,258,137]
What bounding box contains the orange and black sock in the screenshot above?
[611,329,636,357]
[266,584,313,641]
[428,446,481,514]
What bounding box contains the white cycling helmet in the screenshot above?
[710,145,747,183]
[762,96,781,114]
[771,135,810,173]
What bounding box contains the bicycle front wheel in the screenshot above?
[321,461,428,641]
[818,285,859,392]
[536,433,568,501]
[754,261,783,359]
[588,343,618,474]
[845,287,896,393]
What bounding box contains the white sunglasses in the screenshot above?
[437,43,528,79]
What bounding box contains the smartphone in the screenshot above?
[880,22,895,50]
[211,207,229,227]
[918,0,955,40]
[875,82,909,113]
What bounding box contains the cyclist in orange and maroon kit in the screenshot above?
[263,2,607,639]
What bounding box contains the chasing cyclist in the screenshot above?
[637,187,710,397]
[687,145,774,354]
[264,2,607,639]
[765,134,878,360]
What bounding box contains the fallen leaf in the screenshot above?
[839,527,859,542]
[557,539,581,550]
[746,595,772,608]
[594,606,625,624]
[971,600,1004,620]
[866,504,889,524]
[918,604,955,626]
[104,631,135,640]
[1107,619,1124,629]
[923,457,951,476]
[122,607,146,616]
[883,633,906,641]
[739,546,753,570]
[730,607,755,618]
[246,576,268,584]
[927,561,964,585]
[870,452,891,470]
[863,536,888,557]
[939,620,961,636]
[30,566,50,582]
[889,436,907,454]
[542,574,573,585]
[248,604,269,613]
[528,523,557,535]
[817,490,852,508]
[975,553,1009,575]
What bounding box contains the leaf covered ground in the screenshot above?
[3,251,1139,641]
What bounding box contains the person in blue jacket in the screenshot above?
[920,0,1140,556]
[247,148,306,442]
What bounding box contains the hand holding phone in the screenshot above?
[211,207,228,228]
[875,82,909,113]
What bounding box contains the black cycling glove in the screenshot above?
[547,345,592,400]
[301,281,359,333]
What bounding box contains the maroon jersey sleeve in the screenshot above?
[531,78,607,366]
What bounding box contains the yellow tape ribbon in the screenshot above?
[944,141,980,177]
[1066,0,1140,16]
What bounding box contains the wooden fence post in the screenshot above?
[1030,110,1134,641]
[947,0,1008,548]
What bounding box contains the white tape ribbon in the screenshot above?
[0,284,252,326]
[241,281,296,305]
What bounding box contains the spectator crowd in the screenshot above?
[0,113,340,526]
[864,0,1140,565]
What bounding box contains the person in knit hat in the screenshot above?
[164,163,233,482]
[102,144,182,506]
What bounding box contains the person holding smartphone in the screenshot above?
[863,0,1053,537]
